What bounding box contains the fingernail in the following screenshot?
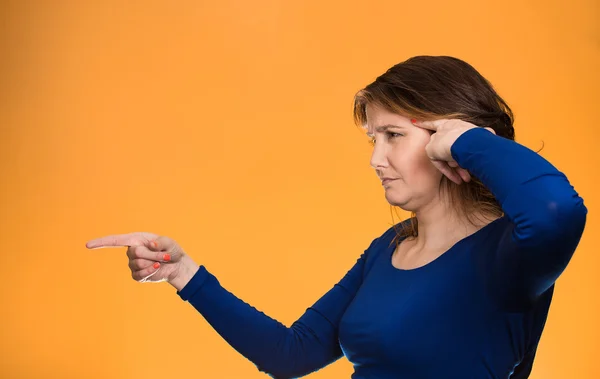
[153,262,160,269]
[163,253,171,262]
[151,241,157,248]
[410,119,417,124]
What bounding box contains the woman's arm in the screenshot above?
[451,127,587,306]
[172,238,381,379]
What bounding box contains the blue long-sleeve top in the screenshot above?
[177,127,587,378]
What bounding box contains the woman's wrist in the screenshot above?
[169,255,200,292]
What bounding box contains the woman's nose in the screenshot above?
[370,144,388,169]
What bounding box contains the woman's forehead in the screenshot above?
[365,104,411,124]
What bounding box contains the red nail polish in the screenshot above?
[163,253,171,262]
[153,262,160,269]
[410,119,417,124]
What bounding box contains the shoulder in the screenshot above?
[361,218,412,267]
[479,215,516,246]
[368,218,412,249]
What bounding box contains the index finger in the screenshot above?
[411,119,446,131]
[85,232,153,249]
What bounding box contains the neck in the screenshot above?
[411,198,494,253]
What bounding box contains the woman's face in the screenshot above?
[366,104,444,212]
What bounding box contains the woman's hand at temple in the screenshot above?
[412,118,496,184]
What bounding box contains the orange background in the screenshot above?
[1,1,598,378]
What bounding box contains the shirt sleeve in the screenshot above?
[176,237,381,379]
[451,127,587,308]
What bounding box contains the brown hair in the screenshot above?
[353,55,515,244]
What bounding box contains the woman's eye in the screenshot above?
[367,132,403,146]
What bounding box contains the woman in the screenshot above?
[86,56,587,378]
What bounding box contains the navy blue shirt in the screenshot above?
[178,128,587,378]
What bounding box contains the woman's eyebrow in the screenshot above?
[366,124,408,137]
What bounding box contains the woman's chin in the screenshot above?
[385,192,411,210]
